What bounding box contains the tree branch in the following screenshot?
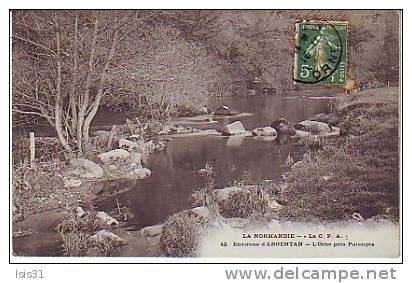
[12,35,57,56]
[12,108,53,121]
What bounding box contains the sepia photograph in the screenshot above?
[10,9,401,261]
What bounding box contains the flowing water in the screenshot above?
[94,89,339,228]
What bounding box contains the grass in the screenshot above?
[11,160,102,223]
[12,162,65,222]
[276,87,399,223]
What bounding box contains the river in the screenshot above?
[93,89,339,229]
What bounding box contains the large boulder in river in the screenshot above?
[214,105,239,116]
[64,178,82,188]
[141,224,163,238]
[176,126,194,134]
[298,120,330,135]
[252,126,277,137]
[98,149,131,164]
[271,118,296,135]
[66,158,104,179]
[97,149,149,179]
[222,121,246,136]
[298,120,340,137]
[96,211,119,228]
[191,206,210,219]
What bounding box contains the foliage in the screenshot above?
[56,210,99,235]
[57,232,91,257]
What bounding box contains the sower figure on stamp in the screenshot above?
[304,26,340,76]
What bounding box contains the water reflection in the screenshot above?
[95,93,336,228]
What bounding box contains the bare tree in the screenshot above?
[12,10,152,154]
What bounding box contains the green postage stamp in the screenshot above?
[294,21,349,85]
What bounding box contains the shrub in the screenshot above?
[219,187,272,221]
[58,232,91,257]
[190,188,218,208]
[160,210,209,257]
[56,211,99,235]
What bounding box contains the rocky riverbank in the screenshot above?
[12,87,399,257]
[129,87,399,257]
[277,87,399,223]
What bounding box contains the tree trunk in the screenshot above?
[54,16,72,152]
[77,14,99,155]
[83,24,119,152]
[69,13,79,136]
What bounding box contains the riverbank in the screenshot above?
[277,86,399,222]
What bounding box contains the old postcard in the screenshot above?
[10,9,401,262]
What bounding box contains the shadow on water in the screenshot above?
[94,92,338,228]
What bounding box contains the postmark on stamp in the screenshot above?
[294,21,348,85]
